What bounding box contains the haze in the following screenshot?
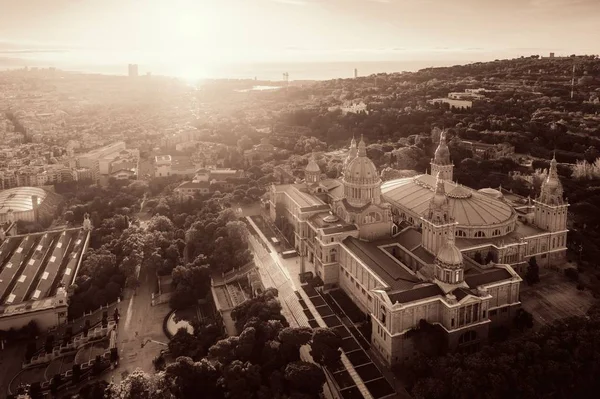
[1,0,599,77]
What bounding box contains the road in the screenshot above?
[106,209,170,383]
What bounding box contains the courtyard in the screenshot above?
[520,268,595,328]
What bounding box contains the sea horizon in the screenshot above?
[0,55,500,82]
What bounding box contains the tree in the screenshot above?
[147,215,175,233]
[284,361,325,397]
[408,304,600,399]
[218,360,262,399]
[106,368,173,399]
[514,309,534,331]
[163,357,224,399]
[168,328,201,358]
[310,328,342,368]
[231,288,288,332]
[169,284,196,310]
[237,135,254,151]
[64,210,75,223]
[525,256,540,285]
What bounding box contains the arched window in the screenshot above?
[492,229,501,236]
[455,230,466,237]
[474,231,486,238]
[330,248,337,262]
[506,225,511,233]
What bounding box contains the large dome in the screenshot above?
[382,174,516,229]
[344,137,379,185]
[345,156,379,184]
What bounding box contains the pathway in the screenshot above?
[246,217,377,399]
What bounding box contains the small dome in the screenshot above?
[305,155,320,173]
[436,239,463,267]
[323,215,339,223]
[478,188,503,200]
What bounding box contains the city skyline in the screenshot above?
[0,0,598,79]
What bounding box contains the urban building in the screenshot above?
[0,219,91,331]
[76,142,127,176]
[174,181,212,197]
[269,134,567,366]
[456,140,515,160]
[0,187,63,224]
[427,98,473,110]
[154,155,197,178]
[243,138,276,164]
[128,64,139,78]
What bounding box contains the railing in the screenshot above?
[24,320,116,368]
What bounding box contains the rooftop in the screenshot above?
[382,174,516,227]
[0,187,57,213]
[343,236,420,291]
[276,184,326,209]
[155,155,172,163]
[464,267,513,289]
[0,228,89,306]
[177,181,211,189]
[388,284,444,304]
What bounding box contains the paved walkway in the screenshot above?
[246,217,374,399]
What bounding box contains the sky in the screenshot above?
[0,0,598,76]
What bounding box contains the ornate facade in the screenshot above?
[268,135,567,366]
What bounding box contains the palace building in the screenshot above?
[269,134,568,366]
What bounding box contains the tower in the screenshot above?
[421,173,458,256]
[128,64,138,78]
[534,154,568,232]
[430,130,453,181]
[305,153,321,185]
[434,234,465,287]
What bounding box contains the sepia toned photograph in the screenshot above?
[0,1,599,398]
